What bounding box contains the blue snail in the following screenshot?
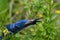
[6,18,42,34]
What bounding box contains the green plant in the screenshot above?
[0,0,60,40]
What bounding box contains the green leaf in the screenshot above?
[0,0,7,11]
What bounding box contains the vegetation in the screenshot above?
[0,0,60,40]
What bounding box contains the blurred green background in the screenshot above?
[0,0,60,40]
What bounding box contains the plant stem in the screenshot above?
[9,0,14,23]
